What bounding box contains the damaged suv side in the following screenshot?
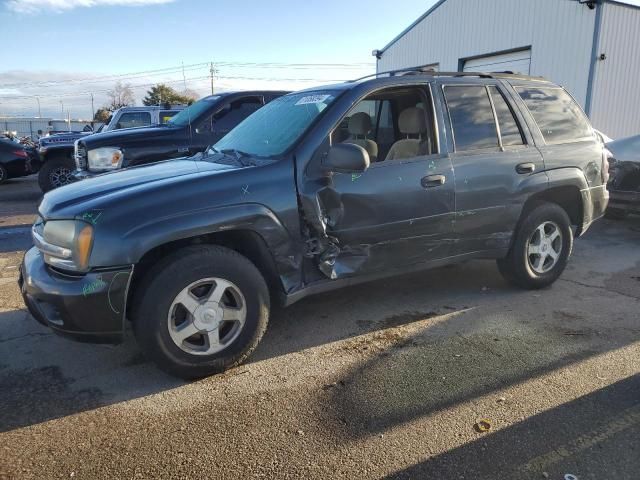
[20,71,608,378]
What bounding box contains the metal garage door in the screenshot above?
[463,49,531,74]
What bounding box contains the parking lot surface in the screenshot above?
[1,177,639,479]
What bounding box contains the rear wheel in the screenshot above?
[497,202,573,289]
[38,155,75,192]
[0,165,7,185]
[132,245,270,379]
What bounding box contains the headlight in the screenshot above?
[87,147,123,171]
[32,219,94,272]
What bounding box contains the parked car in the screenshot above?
[20,71,608,378]
[37,105,187,192]
[0,137,38,184]
[73,91,288,180]
[605,134,640,218]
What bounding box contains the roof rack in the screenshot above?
[348,67,545,83]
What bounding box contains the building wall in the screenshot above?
[377,0,597,106]
[590,2,640,138]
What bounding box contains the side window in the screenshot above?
[214,97,263,132]
[443,85,498,152]
[515,87,592,144]
[159,110,179,124]
[487,86,525,146]
[332,86,438,162]
[115,112,151,129]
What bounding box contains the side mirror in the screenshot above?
[323,143,370,173]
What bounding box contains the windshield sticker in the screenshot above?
[295,95,331,106]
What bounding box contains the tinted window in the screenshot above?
[213,97,263,132]
[444,86,498,152]
[168,96,221,127]
[488,86,524,146]
[115,112,151,129]
[515,87,592,144]
[159,110,179,124]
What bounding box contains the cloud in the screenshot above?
[5,0,176,14]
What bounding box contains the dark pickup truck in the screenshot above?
[20,71,608,379]
[73,91,287,179]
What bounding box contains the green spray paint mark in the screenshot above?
[83,275,107,297]
[81,211,103,226]
[351,173,363,182]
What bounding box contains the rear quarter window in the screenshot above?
[515,87,592,144]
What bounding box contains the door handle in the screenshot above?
[421,174,446,188]
[516,162,536,174]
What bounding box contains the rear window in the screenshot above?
[115,112,151,129]
[488,86,524,146]
[515,87,592,144]
[159,110,179,124]
[444,85,499,152]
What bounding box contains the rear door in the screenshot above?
[441,82,545,254]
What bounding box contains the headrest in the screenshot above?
[348,112,372,136]
[399,107,427,135]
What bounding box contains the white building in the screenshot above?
[375,0,640,139]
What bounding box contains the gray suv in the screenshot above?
[20,70,609,378]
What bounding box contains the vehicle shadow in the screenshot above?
[383,374,640,479]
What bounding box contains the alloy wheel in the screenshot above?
[49,166,73,188]
[167,277,247,356]
[527,221,563,274]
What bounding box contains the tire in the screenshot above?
[497,202,573,290]
[132,245,270,379]
[605,208,628,220]
[0,165,7,185]
[38,155,75,192]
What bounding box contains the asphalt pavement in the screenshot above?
[0,176,638,479]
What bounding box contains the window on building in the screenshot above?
[444,85,499,152]
[115,112,151,129]
[515,87,592,144]
[488,86,525,146]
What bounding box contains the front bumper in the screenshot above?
[608,189,640,214]
[19,247,133,343]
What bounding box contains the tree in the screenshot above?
[93,108,111,123]
[107,81,135,111]
[143,84,197,106]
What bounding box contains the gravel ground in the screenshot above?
[0,178,639,479]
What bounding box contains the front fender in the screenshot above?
[89,203,301,290]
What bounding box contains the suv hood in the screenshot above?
[39,158,238,219]
[81,124,182,148]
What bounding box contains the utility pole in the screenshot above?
[209,62,216,95]
[90,93,95,120]
[36,96,41,117]
[59,100,64,119]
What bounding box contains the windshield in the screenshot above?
[168,96,221,126]
[211,91,338,158]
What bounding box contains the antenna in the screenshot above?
[182,61,193,145]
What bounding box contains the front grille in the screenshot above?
[75,143,87,170]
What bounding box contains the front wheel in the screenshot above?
[38,156,75,192]
[497,202,573,289]
[132,245,270,379]
[0,165,8,185]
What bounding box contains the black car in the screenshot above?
[73,91,287,178]
[605,135,640,218]
[0,137,37,184]
[20,71,608,378]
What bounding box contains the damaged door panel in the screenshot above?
[303,84,455,279]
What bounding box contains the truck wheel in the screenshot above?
[0,165,7,185]
[38,156,75,192]
[497,202,573,289]
[605,208,628,220]
[132,245,270,379]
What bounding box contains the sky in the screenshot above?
[0,0,436,119]
[2,0,640,120]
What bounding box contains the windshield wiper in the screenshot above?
[220,148,255,166]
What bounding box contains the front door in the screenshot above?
[314,84,455,278]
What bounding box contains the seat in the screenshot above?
[342,112,378,162]
[385,107,430,161]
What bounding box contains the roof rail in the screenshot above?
[348,68,546,83]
